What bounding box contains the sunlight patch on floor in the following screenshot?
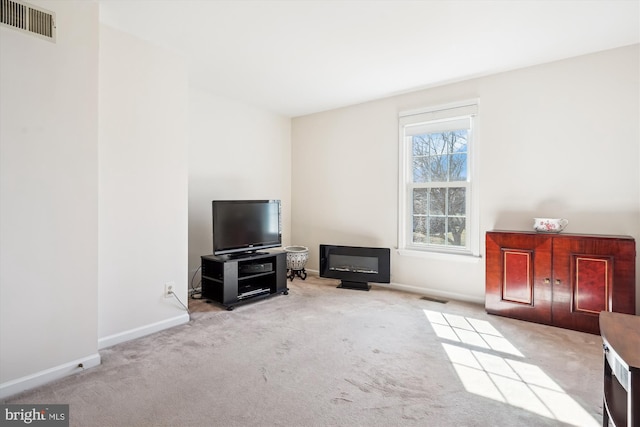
[424,309,598,427]
[424,310,523,357]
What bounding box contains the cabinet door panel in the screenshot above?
[574,256,610,314]
[552,236,635,334]
[502,250,533,304]
[486,232,552,324]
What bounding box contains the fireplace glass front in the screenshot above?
[329,254,379,274]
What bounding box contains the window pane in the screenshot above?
[412,189,428,215]
[449,153,467,181]
[447,130,467,181]
[412,158,428,182]
[429,188,445,215]
[448,188,466,247]
[428,217,445,244]
[412,135,430,156]
[428,134,446,156]
[448,187,466,215]
[412,189,428,243]
[448,217,466,246]
[450,130,467,153]
[429,155,448,181]
[412,216,427,243]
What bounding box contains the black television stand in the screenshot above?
[201,251,288,310]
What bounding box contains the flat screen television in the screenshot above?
[212,200,282,257]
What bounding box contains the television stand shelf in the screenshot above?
[201,251,288,310]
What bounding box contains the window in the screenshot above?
[398,101,479,256]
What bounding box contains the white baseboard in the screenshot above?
[0,353,101,400]
[305,269,484,305]
[98,313,190,349]
[1,314,190,400]
[380,282,485,305]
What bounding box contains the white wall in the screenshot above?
[0,1,100,395]
[98,25,190,346]
[188,88,291,281]
[0,5,287,397]
[292,45,640,310]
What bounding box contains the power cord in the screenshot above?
[190,265,203,299]
[169,290,190,314]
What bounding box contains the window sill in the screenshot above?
[397,248,482,263]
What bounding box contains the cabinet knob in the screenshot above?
[555,279,561,285]
[544,278,550,284]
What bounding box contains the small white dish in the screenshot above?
[533,218,568,233]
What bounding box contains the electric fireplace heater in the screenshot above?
[319,244,391,291]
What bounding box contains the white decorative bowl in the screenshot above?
[533,218,568,233]
[284,246,309,270]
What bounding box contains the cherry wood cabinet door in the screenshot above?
[485,231,553,325]
[552,235,636,334]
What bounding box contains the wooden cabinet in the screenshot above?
[486,231,635,334]
[600,311,640,427]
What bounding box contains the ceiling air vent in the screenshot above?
[0,0,55,42]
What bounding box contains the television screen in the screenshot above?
[212,200,282,256]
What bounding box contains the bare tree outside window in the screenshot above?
[411,130,468,248]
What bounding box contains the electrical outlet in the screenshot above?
[164,282,174,298]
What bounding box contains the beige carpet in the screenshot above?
[5,275,604,426]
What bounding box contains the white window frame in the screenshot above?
[398,99,480,258]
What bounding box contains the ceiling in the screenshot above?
[98,0,640,117]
